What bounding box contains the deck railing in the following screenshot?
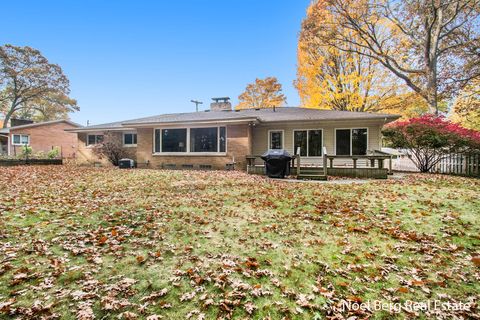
[246,148,393,179]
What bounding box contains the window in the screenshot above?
[336,128,367,156]
[123,133,137,146]
[352,129,367,155]
[308,130,322,156]
[293,131,307,156]
[87,134,104,146]
[336,130,350,155]
[154,127,226,154]
[293,129,323,157]
[12,134,30,145]
[269,130,283,150]
[219,127,226,153]
[161,129,187,152]
[190,127,218,152]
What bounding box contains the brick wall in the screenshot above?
[136,124,251,170]
[76,131,137,165]
[9,122,79,158]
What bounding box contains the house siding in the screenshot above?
[9,122,79,158]
[251,119,385,165]
[136,124,250,170]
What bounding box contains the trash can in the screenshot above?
[118,158,136,169]
[261,149,292,178]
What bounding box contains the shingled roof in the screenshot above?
[123,107,399,125]
[1,119,82,133]
[69,107,399,132]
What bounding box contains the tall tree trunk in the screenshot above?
[3,104,17,128]
[426,65,439,115]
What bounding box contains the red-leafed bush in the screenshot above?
[383,114,480,172]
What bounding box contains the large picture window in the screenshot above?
[190,127,218,152]
[161,129,187,152]
[154,127,226,154]
[335,128,367,156]
[293,129,323,157]
[269,130,283,150]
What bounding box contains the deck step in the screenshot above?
[297,174,327,181]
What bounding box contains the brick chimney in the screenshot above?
[210,97,232,111]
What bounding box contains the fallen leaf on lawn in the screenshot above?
[472,256,480,267]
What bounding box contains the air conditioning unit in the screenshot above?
[119,158,135,169]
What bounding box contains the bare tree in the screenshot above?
[315,0,480,113]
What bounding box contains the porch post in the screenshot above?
[378,159,384,169]
[296,155,301,176]
[323,147,328,176]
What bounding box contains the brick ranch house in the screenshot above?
[0,120,81,158]
[67,99,400,172]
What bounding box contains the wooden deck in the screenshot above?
[247,148,392,179]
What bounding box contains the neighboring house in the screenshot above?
[68,98,399,170]
[0,120,82,158]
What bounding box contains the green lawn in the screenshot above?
[0,166,479,319]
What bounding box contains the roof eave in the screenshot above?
[7,120,83,131]
[66,127,137,133]
[122,117,259,127]
[257,115,400,124]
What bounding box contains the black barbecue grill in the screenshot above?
[261,149,292,178]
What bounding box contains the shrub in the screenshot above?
[383,114,480,172]
[47,147,60,159]
[92,132,133,166]
[21,145,33,158]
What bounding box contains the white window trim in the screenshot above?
[292,129,324,157]
[268,129,284,150]
[86,134,104,147]
[152,125,227,156]
[334,128,369,156]
[123,132,138,147]
[12,134,30,146]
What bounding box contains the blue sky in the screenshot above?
[1,0,310,125]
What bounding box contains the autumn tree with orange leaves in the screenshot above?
[236,77,287,110]
[303,0,480,114]
[296,1,406,113]
[450,78,480,130]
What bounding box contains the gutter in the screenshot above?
[65,127,136,133]
[255,116,400,124]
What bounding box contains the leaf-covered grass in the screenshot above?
[0,166,479,319]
